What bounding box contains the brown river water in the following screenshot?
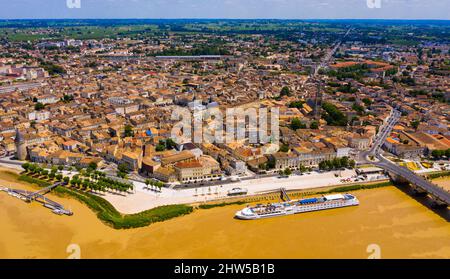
[0,169,449,259]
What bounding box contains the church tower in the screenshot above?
[15,129,27,161]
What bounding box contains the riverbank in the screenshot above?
[5,166,447,230]
[13,168,394,228]
[1,170,449,258]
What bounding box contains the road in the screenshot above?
[0,157,26,171]
[313,28,352,76]
[368,109,402,157]
[301,28,352,91]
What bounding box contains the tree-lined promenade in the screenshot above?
[19,162,193,229]
[21,162,134,195]
[319,157,356,171]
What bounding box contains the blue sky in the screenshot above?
[0,0,449,20]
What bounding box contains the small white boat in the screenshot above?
[52,209,64,215]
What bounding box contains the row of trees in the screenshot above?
[22,163,133,194]
[22,163,66,182]
[117,163,130,179]
[70,175,133,194]
[23,162,82,173]
[144,179,165,192]
[431,149,450,160]
[319,157,356,171]
[22,163,63,173]
[79,169,105,180]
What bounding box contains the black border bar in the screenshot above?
[0,259,449,278]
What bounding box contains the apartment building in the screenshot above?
[174,155,221,183]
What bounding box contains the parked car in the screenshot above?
[227,187,248,196]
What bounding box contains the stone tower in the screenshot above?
[15,129,27,161]
[313,80,322,121]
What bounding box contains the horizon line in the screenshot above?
[1,18,450,21]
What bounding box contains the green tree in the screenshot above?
[118,163,129,174]
[88,162,98,171]
[156,144,165,152]
[322,102,347,126]
[51,166,58,174]
[288,100,304,109]
[117,171,128,179]
[61,94,74,103]
[280,86,291,97]
[21,162,30,172]
[279,144,289,152]
[349,159,356,168]
[284,168,292,176]
[431,150,444,159]
[362,98,373,106]
[290,118,306,130]
[165,138,177,149]
[124,125,134,137]
[411,119,420,130]
[352,103,364,114]
[299,165,307,173]
[34,102,45,111]
[319,161,328,170]
[266,157,276,169]
[310,121,319,129]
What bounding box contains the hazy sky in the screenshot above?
[0,0,449,20]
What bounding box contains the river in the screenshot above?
[0,169,449,259]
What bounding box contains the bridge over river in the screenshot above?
[373,158,450,207]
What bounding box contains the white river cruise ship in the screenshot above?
[235,193,359,220]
